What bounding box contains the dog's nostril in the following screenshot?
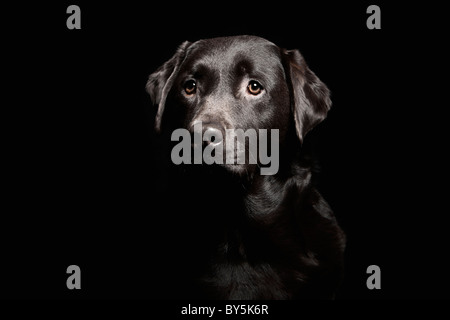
[203,127,223,145]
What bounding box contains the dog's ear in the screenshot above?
[146,41,191,132]
[282,49,331,143]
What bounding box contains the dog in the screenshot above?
[146,35,345,299]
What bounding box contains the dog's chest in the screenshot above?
[201,260,290,299]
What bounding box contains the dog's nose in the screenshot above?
[203,126,223,146]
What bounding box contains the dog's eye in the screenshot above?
[247,80,263,95]
[184,79,197,95]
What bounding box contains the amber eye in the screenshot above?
[184,79,197,95]
[247,80,263,95]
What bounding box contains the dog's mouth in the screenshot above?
[170,123,279,175]
[190,138,257,165]
[189,139,277,176]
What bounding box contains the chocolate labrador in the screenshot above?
[146,35,345,299]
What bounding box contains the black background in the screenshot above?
[2,1,448,302]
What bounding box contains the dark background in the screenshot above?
[2,1,448,301]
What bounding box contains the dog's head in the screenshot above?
[146,36,331,175]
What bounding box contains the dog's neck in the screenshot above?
[169,160,314,252]
[245,166,312,218]
[171,160,312,220]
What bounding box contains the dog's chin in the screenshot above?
[215,162,257,178]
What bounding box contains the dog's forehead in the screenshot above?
[184,36,282,73]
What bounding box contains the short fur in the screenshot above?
[146,35,345,299]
